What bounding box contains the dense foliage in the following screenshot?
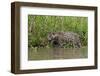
[28,15,88,48]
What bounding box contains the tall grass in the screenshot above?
[28,15,88,48]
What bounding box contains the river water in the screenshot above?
[28,47,87,60]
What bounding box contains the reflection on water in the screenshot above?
[28,47,88,60]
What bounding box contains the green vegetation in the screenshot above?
[28,15,88,49]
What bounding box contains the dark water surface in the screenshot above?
[28,47,87,60]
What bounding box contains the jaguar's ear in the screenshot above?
[52,32,55,35]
